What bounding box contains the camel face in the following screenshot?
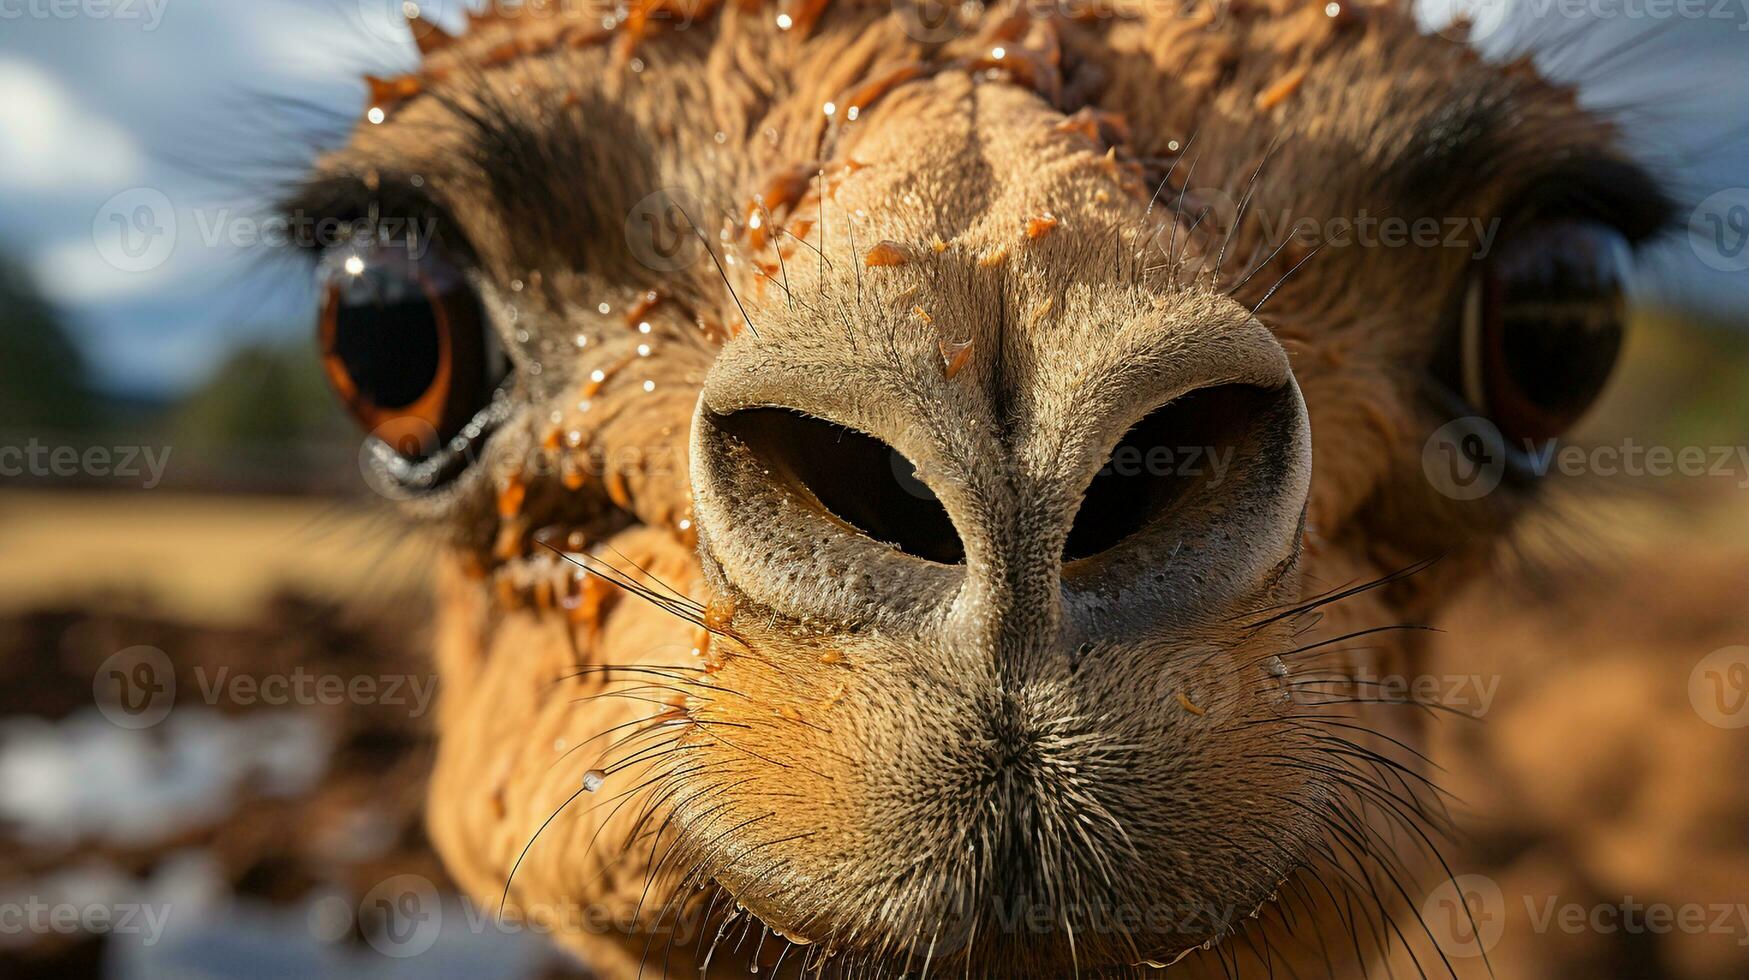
[297,2,1669,974]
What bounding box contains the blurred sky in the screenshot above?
[0,0,1745,397]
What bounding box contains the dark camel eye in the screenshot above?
[1456,219,1630,445]
[317,244,500,459]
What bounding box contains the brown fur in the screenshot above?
[302,1,1661,975]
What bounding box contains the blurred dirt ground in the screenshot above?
[0,477,1744,978]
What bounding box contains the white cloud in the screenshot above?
[31,234,165,303]
[0,57,142,192]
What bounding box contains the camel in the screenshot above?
[294,0,1674,974]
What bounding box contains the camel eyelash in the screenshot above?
[1502,155,1675,243]
[275,172,477,266]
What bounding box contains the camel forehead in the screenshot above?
[334,1,1615,281]
[339,2,1533,229]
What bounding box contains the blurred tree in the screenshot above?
[171,340,352,453]
[0,255,98,432]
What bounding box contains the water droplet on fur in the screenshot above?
[1264,656,1287,677]
[583,770,605,792]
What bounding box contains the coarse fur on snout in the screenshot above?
[682,72,1318,972]
[296,0,1668,975]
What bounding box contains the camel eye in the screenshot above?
[317,243,503,460]
[1457,219,1631,445]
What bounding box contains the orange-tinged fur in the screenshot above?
[310,1,1657,975]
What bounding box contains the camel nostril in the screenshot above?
[1063,384,1286,562]
[707,407,965,564]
